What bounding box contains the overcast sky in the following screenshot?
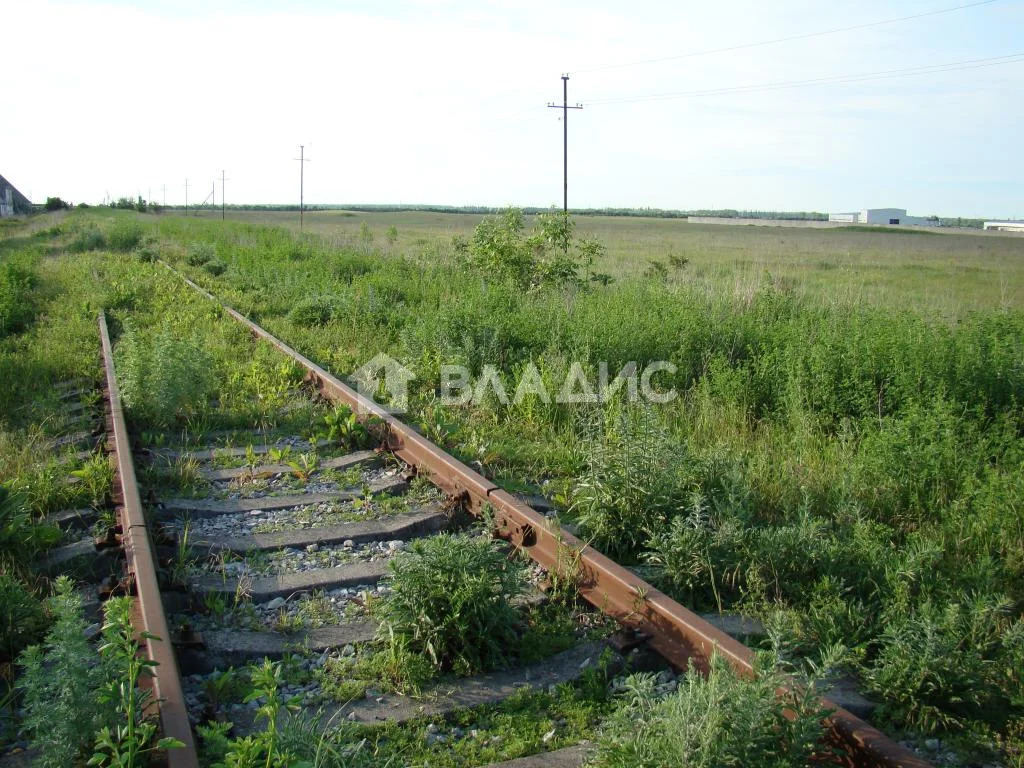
[3,0,1022,217]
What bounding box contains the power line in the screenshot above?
[570,0,999,75]
[584,52,1024,105]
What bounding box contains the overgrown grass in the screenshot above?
[0,258,37,339]
[148,209,1024,759]
[3,208,1023,761]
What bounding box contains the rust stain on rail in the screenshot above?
[99,312,199,768]
[167,264,930,768]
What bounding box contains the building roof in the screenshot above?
[0,173,32,213]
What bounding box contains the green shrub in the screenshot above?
[68,225,106,252]
[44,196,70,211]
[287,295,339,328]
[116,324,216,427]
[17,577,118,768]
[186,241,215,266]
[134,237,160,263]
[203,259,227,276]
[592,650,840,767]
[569,407,687,560]
[466,208,601,290]
[134,245,158,263]
[0,260,36,338]
[863,597,1024,733]
[377,533,527,675]
[106,220,143,251]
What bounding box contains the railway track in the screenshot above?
[66,269,933,768]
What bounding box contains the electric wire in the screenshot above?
[569,0,1000,74]
[583,52,1024,105]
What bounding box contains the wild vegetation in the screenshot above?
[592,646,843,768]
[1,209,1022,766]
[152,208,1024,763]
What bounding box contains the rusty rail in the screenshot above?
[99,311,199,768]
[166,264,930,768]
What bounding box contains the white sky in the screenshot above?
[2,0,1022,217]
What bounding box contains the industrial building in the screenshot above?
[828,208,938,226]
[983,220,1024,233]
[0,174,32,217]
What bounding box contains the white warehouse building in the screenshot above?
[829,208,938,226]
[983,221,1024,233]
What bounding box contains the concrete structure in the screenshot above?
[983,220,1024,233]
[828,208,939,226]
[0,174,32,217]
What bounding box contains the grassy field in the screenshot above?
[166,206,1024,763]
[2,209,1023,766]
[190,208,1024,315]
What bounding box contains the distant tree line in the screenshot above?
[148,202,989,228]
[199,203,834,220]
[106,196,162,213]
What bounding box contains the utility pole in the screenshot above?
[547,74,583,214]
[162,184,166,207]
[294,145,311,229]
[221,170,228,221]
[184,179,189,216]
[211,182,215,212]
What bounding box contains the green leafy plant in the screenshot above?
[287,295,338,328]
[569,407,685,560]
[286,451,320,481]
[319,405,372,449]
[667,253,689,270]
[862,597,1024,733]
[358,625,435,695]
[68,225,107,253]
[203,591,229,618]
[117,323,215,428]
[186,241,215,266]
[0,484,60,575]
[268,445,293,464]
[17,577,117,768]
[169,520,195,587]
[105,220,143,252]
[464,208,601,291]
[204,259,228,276]
[314,658,369,702]
[88,597,185,767]
[211,660,301,767]
[202,667,246,713]
[592,647,842,767]
[0,259,37,338]
[70,453,114,510]
[377,532,527,676]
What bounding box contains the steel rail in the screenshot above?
[99,311,200,768]
[166,264,930,768]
